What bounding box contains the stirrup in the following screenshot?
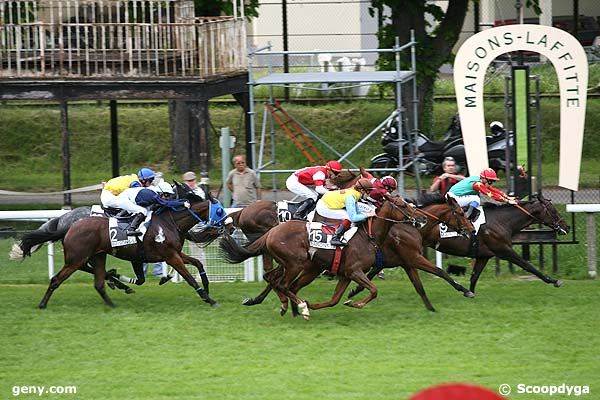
[330,238,346,247]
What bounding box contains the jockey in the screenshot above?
[360,168,397,207]
[120,183,190,236]
[447,167,517,222]
[368,175,397,207]
[100,168,156,211]
[315,178,377,247]
[286,160,343,220]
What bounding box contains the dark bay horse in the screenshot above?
[10,206,135,293]
[429,195,569,292]
[351,194,569,296]
[36,183,221,309]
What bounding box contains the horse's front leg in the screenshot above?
[131,261,146,286]
[343,268,378,309]
[180,253,209,295]
[469,257,491,293]
[306,276,351,310]
[494,246,562,287]
[165,253,217,306]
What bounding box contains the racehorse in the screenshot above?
[350,194,570,297]
[224,169,361,304]
[220,195,473,319]
[237,193,476,313]
[36,183,222,309]
[10,206,135,293]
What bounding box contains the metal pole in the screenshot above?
[110,100,119,177]
[221,127,232,207]
[394,37,404,196]
[516,0,524,65]
[248,51,256,170]
[60,100,71,207]
[410,30,421,195]
[282,0,290,102]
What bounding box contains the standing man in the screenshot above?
[225,155,260,208]
[430,156,465,196]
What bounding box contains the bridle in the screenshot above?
[373,198,427,227]
[514,197,567,233]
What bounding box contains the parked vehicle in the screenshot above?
[369,115,513,176]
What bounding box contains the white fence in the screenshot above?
[0,209,263,282]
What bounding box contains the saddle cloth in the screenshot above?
[91,205,152,247]
[277,201,301,223]
[306,222,358,250]
[440,205,486,239]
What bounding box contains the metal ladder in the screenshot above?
[264,99,327,165]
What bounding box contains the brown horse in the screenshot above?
[36,183,222,309]
[351,194,570,297]
[238,194,475,312]
[220,196,473,318]
[224,169,361,304]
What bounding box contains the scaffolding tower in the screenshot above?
[247,32,420,196]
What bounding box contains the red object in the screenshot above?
[380,176,397,190]
[479,167,499,181]
[294,166,327,186]
[331,246,343,274]
[410,383,506,400]
[325,160,343,172]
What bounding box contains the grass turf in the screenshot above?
[1,238,598,399]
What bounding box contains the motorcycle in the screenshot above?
[369,115,513,176]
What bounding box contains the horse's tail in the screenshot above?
[219,231,267,264]
[12,229,66,260]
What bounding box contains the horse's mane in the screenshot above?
[416,192,446,207]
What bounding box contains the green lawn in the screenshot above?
[1,239,598,399]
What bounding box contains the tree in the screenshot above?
[373,0,541,134]
[373,0,469,133]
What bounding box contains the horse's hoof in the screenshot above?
[242,298,255,306]
[209,301,219,307]
[107,281,116,290]
[347,290,356,299]
[302,314,310,321]
[343,300,353,307]
[159,275,173,286]
[554,280,563,288]
[38,304,47,309]
[298,301,310,319]
[279,306,288,316]
[464,290,475,298]
[125,288,135,294]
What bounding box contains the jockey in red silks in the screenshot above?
[360,168,398,207]
[447,167,517,222]
[286,160,343,220]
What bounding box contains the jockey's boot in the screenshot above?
[330,220,351,247]
[292,198,315,220]
[466,206,480,223]
[126,213,146,236]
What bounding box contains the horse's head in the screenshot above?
[445,196,475,237]
[530,195,570,235]
[382,195,427,228]
[331,169,358,189]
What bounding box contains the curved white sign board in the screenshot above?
[454,25,588,191]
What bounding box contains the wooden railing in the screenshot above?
[0,0,247,79]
